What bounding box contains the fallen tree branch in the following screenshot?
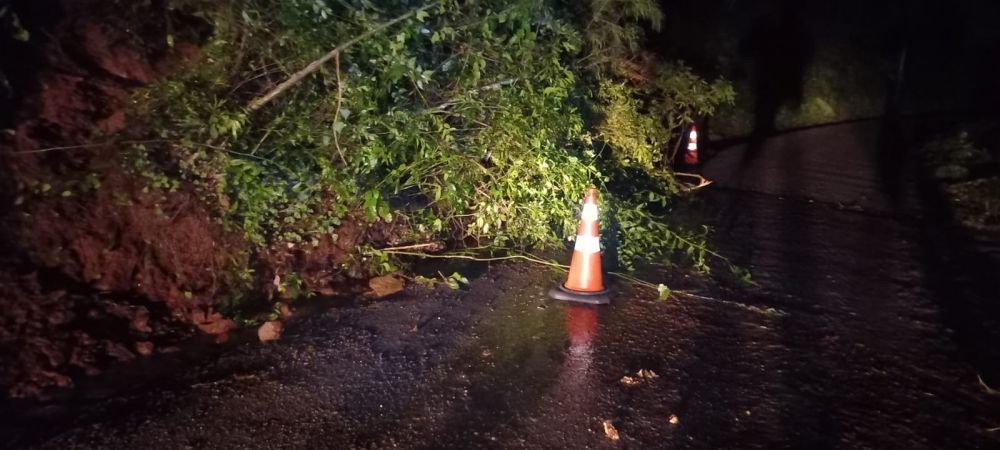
[247,3,435,111]
[674,171,713,192]
[666,126,684,164]
[331,52,347,165]
[378,248,777,314]
[380,249,675,294]
[9,139,224,155]
[421,78,517,113]
[377,242,445,252]
[378,249,567,270]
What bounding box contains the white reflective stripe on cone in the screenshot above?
[688,142,697,150]
[581,203,599,222]
[689,130,698,139]
[574,234,601,254]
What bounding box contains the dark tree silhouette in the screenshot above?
[742,0,813,160]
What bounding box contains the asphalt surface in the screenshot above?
[5,121,1000,448]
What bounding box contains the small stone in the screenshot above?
[277,302,294,319]
[131,314,152,333]
[258,320,283,342]
[191,309,234,335]
[668,414,679,425]
[602,419,620,440]
[317,286,337,296]
[135,341,154,356]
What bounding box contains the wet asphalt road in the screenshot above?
[6,121,1000,448]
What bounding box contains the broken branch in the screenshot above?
[331,52,346,165]
[247,3,435,111]
[674,171,713,192]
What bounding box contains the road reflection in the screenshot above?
[562,304,598,376]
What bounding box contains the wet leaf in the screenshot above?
[369,275,405,297]
[636,369,659,379]
[619,375,640,386]
[602,420,620,440]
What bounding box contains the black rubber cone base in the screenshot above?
[548,284,611,305]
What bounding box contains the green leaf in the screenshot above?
[450,272,470,287]
[657,284,671,301]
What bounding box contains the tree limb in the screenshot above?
[674,171,713,192]
[247,3,434,112]
[331,52,347,165]
[421,78,517,113]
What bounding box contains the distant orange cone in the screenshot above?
[684,125,699,165]
[549,188,611,305]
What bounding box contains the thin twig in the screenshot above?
[331,52,347,165]
[379,249,567,270]
[666,125,684,164]
[377,242,444,252]
[250,127,274,156]
[9,139,224,155]
[978,374,999,395]
[380,249,780,316]
[226,149,272,162]
[608,271,658,289]
[247,3,435,111]
[10,141,113,154]
[380,249,676,292]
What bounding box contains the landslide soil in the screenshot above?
[0,0,383,398]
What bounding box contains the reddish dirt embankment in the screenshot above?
[0,0,236,398]
[0,1,387,398]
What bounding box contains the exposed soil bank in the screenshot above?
[0,0,385,398]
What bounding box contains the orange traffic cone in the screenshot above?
[684,125,699,165]
[548,188,611,305]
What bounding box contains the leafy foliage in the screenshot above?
[599,62,735,169]
[582,0,661,70]
[126,0,737,302]
[921,130,991,181]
